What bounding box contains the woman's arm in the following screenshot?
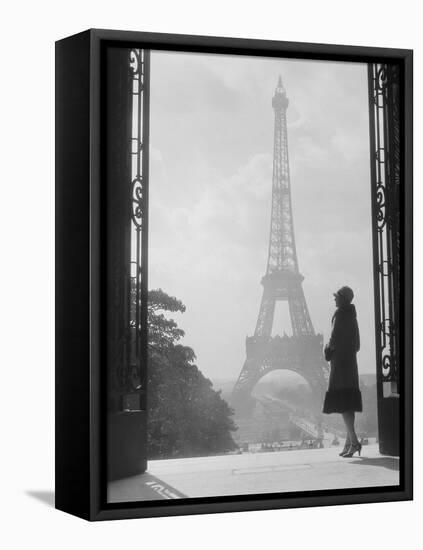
[328,312,340,350]
[355,318,360,352]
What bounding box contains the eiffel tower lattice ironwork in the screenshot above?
[232,77,328,416]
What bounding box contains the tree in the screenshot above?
[147,289,238,459]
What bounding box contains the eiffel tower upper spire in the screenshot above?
[266,76,298,276]
[255,77,314,337]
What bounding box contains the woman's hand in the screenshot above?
[324,343,334,362]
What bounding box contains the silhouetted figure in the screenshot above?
[323,286,363,458]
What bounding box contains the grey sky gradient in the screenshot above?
[148,51,375,383]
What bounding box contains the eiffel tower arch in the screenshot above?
[232,77,328,417]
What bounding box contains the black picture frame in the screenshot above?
[55,28,413,521]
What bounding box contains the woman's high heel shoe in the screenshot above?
[342,442,362,458]
[339,443,351,457]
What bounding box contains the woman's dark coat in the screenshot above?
[322,303,362,414]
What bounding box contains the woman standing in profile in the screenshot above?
[323,286,363,458]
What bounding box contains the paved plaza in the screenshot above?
[108,443,399,503]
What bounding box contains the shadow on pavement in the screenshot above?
[26,490,55,507]
[349,456,399,471]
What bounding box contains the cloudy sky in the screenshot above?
[148,50,375,383]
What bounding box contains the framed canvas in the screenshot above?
[55,29,413,521]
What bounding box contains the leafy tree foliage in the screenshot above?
[147,289,237,459]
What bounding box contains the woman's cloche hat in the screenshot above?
[333,285,354,303]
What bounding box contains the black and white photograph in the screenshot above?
[1,0,419,544]
[103,46,405,504]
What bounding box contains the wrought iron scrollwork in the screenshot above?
[368,63,401,391]
[129,49,141,75]
[111,48,149,400]
[131,177,144,228]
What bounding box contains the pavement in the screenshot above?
[107,443,399,503]
[107,472,187,503]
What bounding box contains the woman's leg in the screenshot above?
[340,431,351,454]
[344,432,351,448]
[342,411,359,446]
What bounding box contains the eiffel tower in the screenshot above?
[232,77,328,417]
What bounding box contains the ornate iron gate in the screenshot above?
[106,47,150,481]
[368,63,401,455]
